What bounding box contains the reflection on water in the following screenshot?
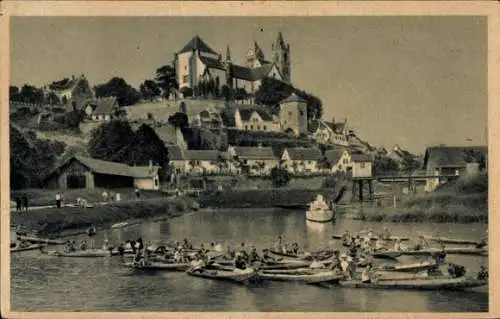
[11,209,488,312]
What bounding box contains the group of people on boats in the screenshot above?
[63,239,93,252]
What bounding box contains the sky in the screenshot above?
[10,16,487,153]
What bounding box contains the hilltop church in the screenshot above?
[174,33,291,95]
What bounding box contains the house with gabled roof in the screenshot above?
[44,155,160,190]
[423,145,487,191]
[233,106,280,132]
[350,153,374,178]
[166,146,235,175]
[229,145,279,176]
[91,96,119,121]
[309,117,352,147]
[325,148,351,173]
[280,147,323,173]
[151,123,187,150]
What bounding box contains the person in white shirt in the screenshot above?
[375,237,386,251]
[55,193,62,208]
[102,191,108,202]
[361,264,374,283]
[339,253,351,279]
[309,257,326,270]
[394,238,403,251]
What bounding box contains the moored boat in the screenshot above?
[337,276,487,291]
[43,249,110,257]
[186,267,256,283]
[400,247,488,257]
[257,269,342,284]
[378,260,439,273]
[306,194,334,223]
[423,235,480,246]
[17,236,66,245]
[11,243,43,253]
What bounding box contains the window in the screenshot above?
[184,66,187,70]
[308,161,312,164]
[263,125,267,131]
[245,125,248,130]
[250,125,254,130]
[183,75,189,83]
[244,159,248,165]
[300,110,304,116]
[257,125,260,130]
[360,163,366,169]
[154,178,158,187]
[289,111,292,117]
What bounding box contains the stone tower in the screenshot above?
[279,93,308,136]
[272,32,291,83]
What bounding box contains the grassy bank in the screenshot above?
[198,188,338,209]
[10,188,169,207]
[349,174,488,223]
[11,196,198,237]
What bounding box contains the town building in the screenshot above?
[192,109,224,131]
[44,74,94,105]
[350,153,374,178]
[151,123,188,149]
[90,97,120,121]
[280,147,323,174]
[423,145,487,191]
[325,148,352,173]
[174,33,291,95]
[279,93,308,136]
[166,146,234,175]
[229,146,279,176]
[309,118,352,147]
[234,107,280,132]
[44,155,160,190]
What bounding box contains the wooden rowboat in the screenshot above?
[123,261,190,271]
[401,247,488,257]
[43,249,110,257]
[423,235,481,246]
[257,269,343,284]
[378,261,439,273]
[17,236,66,245]
[186,267,256,283]
[337,276,487,291]
[11,244,43,253]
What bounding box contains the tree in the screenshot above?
[463,148,486,170]
[94,77,140,106]
[168,112,189,129]
[88,120,137,162]
[140,79,161,101]
[373,154,400,175]
[270,166,291,188]
[255,77,323,120]
[401,155,422,193]
[10,125,66,189]
[19,84,45,104]
[180,87,193,98]
[155,65,178,98]
[9,86,20,101]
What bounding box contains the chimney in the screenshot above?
[149,160,153,171]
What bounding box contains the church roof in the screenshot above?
[280,92,306,104]
[179,36,217,55]
[230,63,276,81]
[199,56,226,70]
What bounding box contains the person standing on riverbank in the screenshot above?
[15,197,22,212]
[22,194,29,212]
[55,193,62,209]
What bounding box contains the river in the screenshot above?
[11,208,488,312]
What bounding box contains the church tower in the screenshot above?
[246,41,266,69]
[272,32,291,83]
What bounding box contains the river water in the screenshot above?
[11,208,488,312]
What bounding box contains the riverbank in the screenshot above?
[11,196,199,238]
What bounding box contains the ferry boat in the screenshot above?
[306,194,334,223]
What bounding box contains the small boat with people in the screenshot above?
[373,247,488,259]
[306,194,334,223]
[123,260,191,271]
[378,260,440,273]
